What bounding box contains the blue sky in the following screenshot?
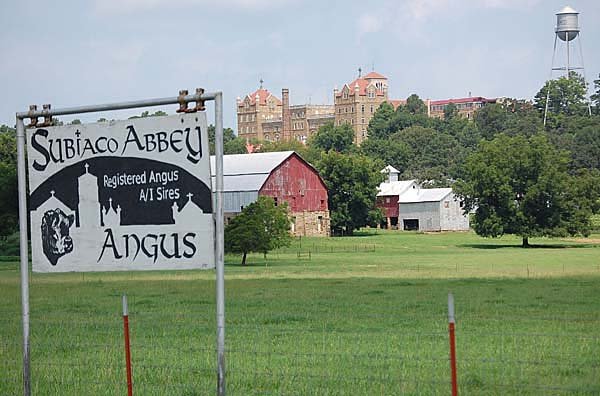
[1,0,599,131]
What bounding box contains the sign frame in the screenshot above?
[27,114,215,272]
[15,91,226,395]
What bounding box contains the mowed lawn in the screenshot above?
[1,230,599,395]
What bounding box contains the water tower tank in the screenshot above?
[556,6,579,41]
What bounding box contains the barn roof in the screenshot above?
[398,187,453,203]
[380,165,400,174]
[377,180,417,197]
[210,151,295,192]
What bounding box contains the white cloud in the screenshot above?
[405,0,451,20]
[355,1,452,41]
[267,32,285,49]
[357,14,383,35]
[84,40,146,82]
[480,0,542,9]
[355,0,543,42]
[93,0,294,15]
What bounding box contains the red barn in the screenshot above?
[376,165,418,229]
[210,151,330,237]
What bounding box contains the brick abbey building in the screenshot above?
[236,86,334,144]
[237,71,496,145]
[427,96,497,119]
[333,71,405,145]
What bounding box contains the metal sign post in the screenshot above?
[16,116,30,396]
[214,92,226,396]
[15,90,226,395]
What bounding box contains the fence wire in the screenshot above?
[1,279,599,395]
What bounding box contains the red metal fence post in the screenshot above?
[122,295,133,396]
[448,292,458,396]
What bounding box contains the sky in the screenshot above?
[1,0,599,131]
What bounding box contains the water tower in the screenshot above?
[544,6,591,124]
[554,6,581,77]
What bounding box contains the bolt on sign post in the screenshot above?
[448,292,458,396]
[15,90,226,396]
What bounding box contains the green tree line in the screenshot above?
[1,75,600,245]
[247,72,600,241]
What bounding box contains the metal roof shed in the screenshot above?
[398,188,469,232]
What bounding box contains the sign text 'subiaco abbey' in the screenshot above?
[26,113,215,272]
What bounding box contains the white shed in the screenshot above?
[398,187,469,232]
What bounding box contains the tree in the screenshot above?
[0,126,18,236]
[0,161,17,236]
[572,124,600,170]
[501,104,544,138]
[456,134,596,247]
[474,103,510,140]
[444,103,458,121]
[404,94,427,115]
[570,168,600,215]
[534,72,589,118]
[449,118,481,152]
[391,126,462,183]
[367,100,436,141]
[592,74,600,115]
[360,137,410,174]
[224,196,291,265]
[224,137,248,154]
[474,100,543,141]
[128,110,168,119]
[0,125,16,164]
[316,152,382,235]
[208,125,237,154]
[308,122,355,153]
[256,139,309,158]
[366,102,395,140]
[0,124,14,134]
[388,106,436,134]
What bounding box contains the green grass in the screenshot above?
[1,230,600,395]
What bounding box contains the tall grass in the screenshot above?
[1,231,599,395]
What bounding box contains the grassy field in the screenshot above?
[1,230,600,395]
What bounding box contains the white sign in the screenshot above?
[27,113,215,272]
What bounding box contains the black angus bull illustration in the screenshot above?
[41,208,75,265]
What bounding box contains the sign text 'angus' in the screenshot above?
[27,114,215,273]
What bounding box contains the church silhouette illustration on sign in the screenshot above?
[31,163,211,270]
